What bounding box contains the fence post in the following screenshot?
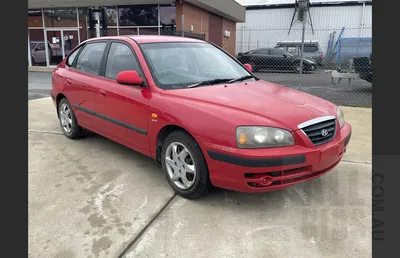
[95,7,100,37]
[181,15,185,37]
[298,18,306,90]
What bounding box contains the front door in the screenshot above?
[94,40,151,153]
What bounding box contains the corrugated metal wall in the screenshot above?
[236,4,372,54]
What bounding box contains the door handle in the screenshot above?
[66,79,72,85]
[98,89,106,97]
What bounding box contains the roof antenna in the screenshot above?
[288,0,314,35]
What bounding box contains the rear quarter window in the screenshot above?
[66,45,82,67]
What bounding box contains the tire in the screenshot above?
[161,130,211,199]
[58,98,85,139]
[293,63,302,74]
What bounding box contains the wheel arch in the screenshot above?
[155,124,199,165]
[55,93,67,117]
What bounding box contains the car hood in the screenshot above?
[161,80,337,131]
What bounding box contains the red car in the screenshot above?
[51,36,351,199]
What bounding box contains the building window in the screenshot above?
[160,5,176,26]
[118,5,158,26]
[29,29,47,66]
[43,8,78,28]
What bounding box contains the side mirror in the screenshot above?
[244,63,252,72]
[35,47,42,51]
[116,70,143,86]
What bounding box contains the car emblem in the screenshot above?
[321,129,329,137]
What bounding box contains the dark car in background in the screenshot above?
[353,53,372,83]
[275,41,324,66]
[237,48,317,73]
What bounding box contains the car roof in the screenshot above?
[85,35,206,44]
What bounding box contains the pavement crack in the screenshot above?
[29,130,63,136]
[341,160,372,165]
[117,193,177,258]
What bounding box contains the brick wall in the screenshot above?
[175,1,237,55]
[222,18,237,56]
[28,16,78,28]
[175,1,209,40]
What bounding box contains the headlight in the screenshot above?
[236,126,295,148]
[336,106,345,128]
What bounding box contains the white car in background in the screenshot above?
[30,41,52,65]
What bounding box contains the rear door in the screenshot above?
[94,40,151,153]
[63,41,109,128]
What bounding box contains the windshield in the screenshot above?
[140,42,254,90]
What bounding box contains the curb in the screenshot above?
[28,66,54,73]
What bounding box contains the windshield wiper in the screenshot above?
[187,78,233,88]
[227,75,255,84]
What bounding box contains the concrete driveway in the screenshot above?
[29,98,371,258]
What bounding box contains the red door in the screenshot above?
[94,41,151,153]
[63,41,109,128]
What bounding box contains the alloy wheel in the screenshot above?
[165,142,197,190]
[59,103,73,134]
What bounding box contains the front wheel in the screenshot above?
[161,130,211,199]
[293,63,302,74]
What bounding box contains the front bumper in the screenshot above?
[203,122,351,193]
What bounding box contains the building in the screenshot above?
[234,0,372,60]
[28,0,245,67]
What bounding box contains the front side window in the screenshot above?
[141,42,253,90]
[75,42,107,75]
[105,42,142,80]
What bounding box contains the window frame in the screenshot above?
[101,40,148,87]
[70,40,109,76]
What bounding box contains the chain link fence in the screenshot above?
[235,27,372,107]
[84,25,371,108]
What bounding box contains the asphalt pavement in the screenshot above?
[28,70,372,107]
[254,71,372,107]
[28,72,51,100]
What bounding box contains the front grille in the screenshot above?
[301,119,336,146]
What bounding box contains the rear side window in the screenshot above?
[75,42,107,75]
[66,46,82,67]
[269,49,283,56]
[303,45,319,52]
[104,42,143,80]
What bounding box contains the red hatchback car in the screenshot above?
[51,35,351,199]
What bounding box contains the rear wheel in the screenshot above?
[161,130,211,199]
[58,98,85,139]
